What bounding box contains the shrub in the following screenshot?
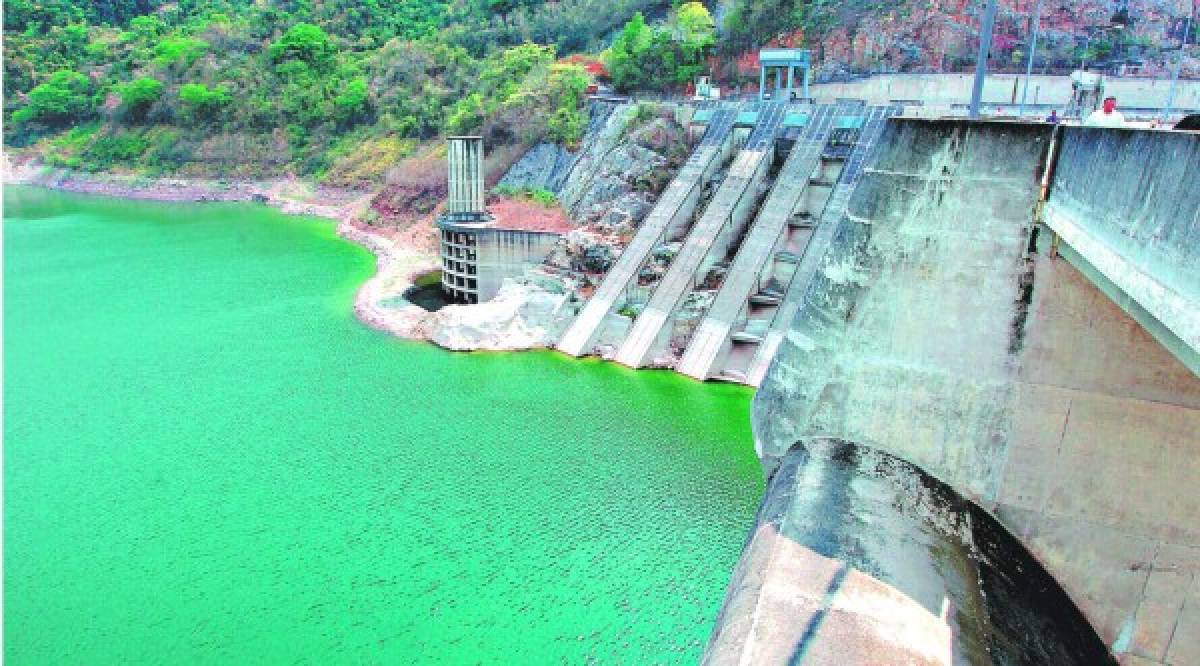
[118,77,163,119]
[178,83,230,122]
[44,122,101,167]
[321,135,416,187]
[141,126,184,171]
[85,130,151,168]
[14,70,94,125]
[446,93,485,135]
[528,187,557,206]
[492,184,558,206]
[153,37,209,69]
[130,16,166,39]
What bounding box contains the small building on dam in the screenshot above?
[435,136,562,304]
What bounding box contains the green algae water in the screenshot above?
[3,186,763,664]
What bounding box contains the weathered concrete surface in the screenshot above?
[750,119,1200,664]
[615,103,786,368]
[556,109,737,357]
[705,439,1113,665]
[1043,127,1200,374]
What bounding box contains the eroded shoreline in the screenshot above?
[3,160,560,352]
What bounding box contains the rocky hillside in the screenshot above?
[498,101,688,296]
[719,0,1198,83]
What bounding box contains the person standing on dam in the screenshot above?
[1085,96,1126,127]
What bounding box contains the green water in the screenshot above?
[3,186,763,664]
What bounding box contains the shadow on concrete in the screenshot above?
[704,438,1115,665]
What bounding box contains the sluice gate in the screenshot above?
[555,106,738,357]
[614,102,789,368]
[557,102,897,386]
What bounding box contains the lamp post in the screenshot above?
[1019,0,1045,118]
[969,0,1001,118]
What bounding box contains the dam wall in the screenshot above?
[704,439,1113,665]
[805,73,1200,112]
[475,227,563,301]
[748,119,1200,664]
[1043,126,1200,374]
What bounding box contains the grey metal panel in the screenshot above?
[555,108,738,356]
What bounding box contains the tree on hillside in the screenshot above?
[721,0,805,55]
[12,69,95,126]
[545,63,589,145]
[607,12,653,90]
[606,3,715,92]
[333,77,370,123]
[269,23,336,67]
[153,36,208,71]
[677,1,716,51]
[118,76,163,119]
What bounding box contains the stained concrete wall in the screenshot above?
[806,73,1200,111]
[1043,127,1200,374]
[476,228,561,301]
[705,439,1113,665]
[750,118,1200,664]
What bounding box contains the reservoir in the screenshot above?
[3,186,763,664]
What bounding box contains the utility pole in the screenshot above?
[1019,0,1044,117]
[1163,10,1194,121]
[969,0,1000,118]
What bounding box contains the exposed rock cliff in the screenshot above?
[428,281,569,351]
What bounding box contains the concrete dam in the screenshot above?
[476,102,1199,663]
[737,119,1198,664]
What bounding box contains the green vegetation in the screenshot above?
[153,36,208,69]
[606,3,715,92]
[118,77,163,119]
[9,0,1179,182]
[12,70,94,126]
[494,183,558,206]
[617,303,641,319]
[4,0,670,181]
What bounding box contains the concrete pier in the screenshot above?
[705,439,1115,665]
